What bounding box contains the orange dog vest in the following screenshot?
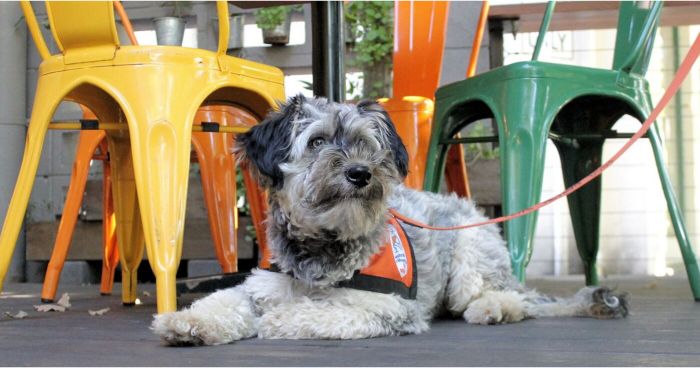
[335,217,417,299]
[269,216,418,300]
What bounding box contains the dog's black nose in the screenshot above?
[345,165,372,187]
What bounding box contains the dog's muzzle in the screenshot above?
[345,165,372,187]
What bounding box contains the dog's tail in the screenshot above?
[522,286,630,319]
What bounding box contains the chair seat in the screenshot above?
[436,61,649,101]
[39,45,284,85]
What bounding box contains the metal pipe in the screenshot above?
[467,2,490,78]
[311,1,345,102]
[532,1,556,61]
[441,132,648,145]
[672,26,686,214]
[47,122,251,134]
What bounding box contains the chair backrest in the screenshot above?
[612,1,663,75]
[23,1,231,66]
[393,1,450,99]
[529,1,663,75]
[46,1,121,64]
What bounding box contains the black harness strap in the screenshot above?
[267,222,418,300]
[201,121,220,132]
[79,119,100,130]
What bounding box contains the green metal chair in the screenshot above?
[424,1,700,300]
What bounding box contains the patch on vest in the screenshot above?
[388,225,408,277]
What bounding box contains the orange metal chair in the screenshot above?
[40,2,272,302]
[379,1,484,197]
[41,108,120,301]
[2,1,284,313]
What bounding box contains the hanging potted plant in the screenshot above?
[213,13,246,50]
[253,5,302,45]
[154,1,192,46]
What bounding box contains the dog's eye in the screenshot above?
[309,137,326,149]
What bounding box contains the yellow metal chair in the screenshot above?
[0,1,284,313]
[40,2,271,303]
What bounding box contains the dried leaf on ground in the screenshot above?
[4,311,28,319]
[34,304,66,312]
[57,293,71,308]
[88,308,110,316]
[644,281,659,290]
[142,291,151,297]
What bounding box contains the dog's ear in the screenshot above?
[356,99,410,179]
[235,95,305,188]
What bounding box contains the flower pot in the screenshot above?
[153,16,186,46]
[213,14,245,49]
[465,158,502,206]
[261,12,292,45]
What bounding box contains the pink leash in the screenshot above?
[390,32,700,231]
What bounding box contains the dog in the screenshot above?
[152,95,629,346]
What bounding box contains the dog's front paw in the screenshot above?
[463,291,527,325]
[152,310,253,346]
[464,298,503,325]
[152,311,207,346]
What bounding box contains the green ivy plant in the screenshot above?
[254,5,302,31]
[464,122,500,165]
[345,1,394,99]
[15,16,50,30]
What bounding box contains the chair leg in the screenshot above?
[647,122,700,301]
[0,91,54,294]
[41,131,106,302]
[242,168,271,268]
[444,143,471,199]
[423,105,452,194]
[124,111,194,314]
[498,111,551,283]
[106,133,145,305]
[553,140,604,286]
[100,154,119,296]
[191,130,238,274]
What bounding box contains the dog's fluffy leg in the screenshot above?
[463,287,630,325]
[445,228,485,314]
[258,290,427,339]
[523,286,631,319]
[151,286,258,346]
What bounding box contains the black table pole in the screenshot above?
[311,1,345,103]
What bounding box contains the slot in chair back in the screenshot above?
[46,1,120,64]
[612,1,663,75]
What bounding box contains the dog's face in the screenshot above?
[236,95,409,240]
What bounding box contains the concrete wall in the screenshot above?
[0,2,28,281]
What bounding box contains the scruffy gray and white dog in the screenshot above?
[152,95,629,346]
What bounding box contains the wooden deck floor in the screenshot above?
[1,275,699,366]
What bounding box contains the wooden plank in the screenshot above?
[26,217,256,261]
[228,1,308,10]
[490,1,700,33]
